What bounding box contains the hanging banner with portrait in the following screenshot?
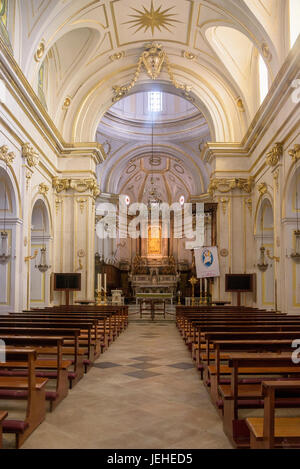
[194,246,220,278]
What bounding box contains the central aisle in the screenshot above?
[23,322,232,449]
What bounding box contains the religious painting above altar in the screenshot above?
[147,225,162,256]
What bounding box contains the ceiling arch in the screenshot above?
[9,0,294,146]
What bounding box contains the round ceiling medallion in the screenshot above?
[149,156,161,166]
[174,164,184,174]
[126,164,136,174]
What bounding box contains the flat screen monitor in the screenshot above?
[225,274,255,293]
[53,273,81,291]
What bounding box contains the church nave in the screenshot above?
[19,322,232,450]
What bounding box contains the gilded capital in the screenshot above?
[266,142,283,167]
[208,177,254,196]
[52,177,100,199]
[0,145,15,166]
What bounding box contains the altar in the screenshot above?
[129,256,180,303]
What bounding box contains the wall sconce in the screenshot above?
[266,249,280,263]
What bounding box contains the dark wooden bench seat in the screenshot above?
[0,348,48,449]
[0,336,71,411]
[0,327,82,388]
[0,411,8,449]
[246,381,300,449]
[219,353,300,448]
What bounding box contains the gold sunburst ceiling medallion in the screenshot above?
[124,0,181,35]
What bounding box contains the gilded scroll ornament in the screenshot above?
[22,143,40,168]
[112,43,191,103]
[220,198,229,215]
[258,182,267,195]
[261,43,272,62]
[109,51,125,61]
[289,144,300,162]
[38,183,49,195]
[266,143,283,167]
[0,145,15,165]
[34,42,45,62]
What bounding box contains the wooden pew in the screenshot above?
[199,329,300,377]
[10,314,108,355]
[209,339,297,406]
[0,336,70,411]
[16,312,114,351]
[246,381,300,449]
[0,318,99,361]
[0,347,48,449]
[0,411,8,449]
[219,353,300,448]
[0,327,82,388]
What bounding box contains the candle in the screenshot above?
[98,273,102,291]
[199,279,203,295]
[104,273,107,292]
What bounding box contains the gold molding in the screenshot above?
[273,170,279,192]
[258,182,267,196]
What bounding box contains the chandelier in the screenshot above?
[257,211,269,272]
[0,170,11,265]
[35,225,51,273]
[291,155,300,263]
[147,115,162,210]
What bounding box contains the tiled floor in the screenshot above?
[20,322,232,449]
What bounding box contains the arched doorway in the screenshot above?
[256,198,275,309]
[0,164,18,313]
[30,199,51,308]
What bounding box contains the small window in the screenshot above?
[259,55,268,104]
[289,0,300,48]
[148,91,162,112]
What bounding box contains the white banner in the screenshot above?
[194,246,220,278]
